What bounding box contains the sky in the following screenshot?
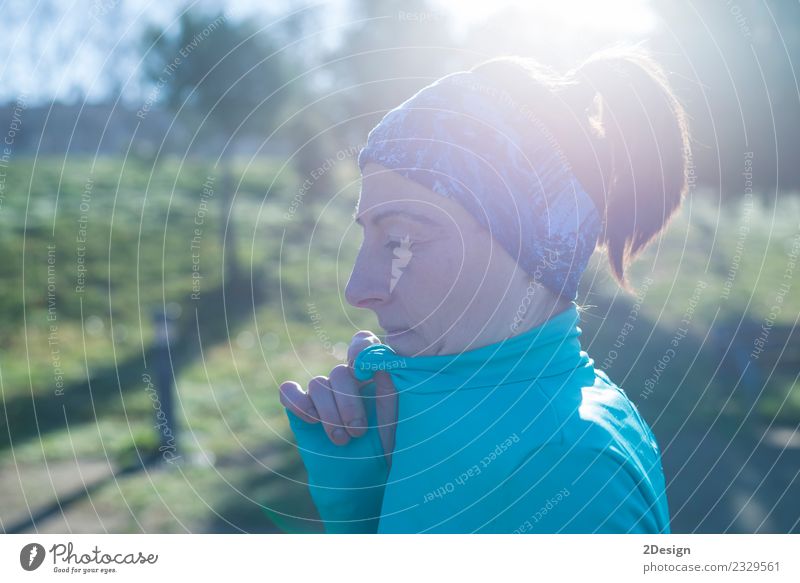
[0,0,656,105]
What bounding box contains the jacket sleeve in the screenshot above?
[491,444,667,534]
[284,381,389,534]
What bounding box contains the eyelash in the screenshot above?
[384,237,416,251]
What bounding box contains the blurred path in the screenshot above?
[664,422,800,533]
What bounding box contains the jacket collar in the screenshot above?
[354,302,592,393]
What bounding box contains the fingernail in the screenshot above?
[332,428,348,442]
[347,418,366,431]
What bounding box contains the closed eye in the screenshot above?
[384,237,415,251]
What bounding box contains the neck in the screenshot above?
[432,279,573,357]
[355,300,592,393]
[507,280,574,338]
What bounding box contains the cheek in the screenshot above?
[398,244,467,301]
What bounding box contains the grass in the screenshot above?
[0,157,797,532]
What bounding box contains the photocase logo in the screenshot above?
[20,543,46,571]
[389,234,413,293]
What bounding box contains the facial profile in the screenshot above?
[345,162,565,357]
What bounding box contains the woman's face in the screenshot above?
[345,162,544,357]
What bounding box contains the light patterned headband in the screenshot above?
[357,70,603,301]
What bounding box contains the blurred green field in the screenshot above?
[0,156,797,532]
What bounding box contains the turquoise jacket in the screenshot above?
[285,302,671,533]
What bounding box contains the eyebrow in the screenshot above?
[354,208,442,228]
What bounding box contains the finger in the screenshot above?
[373,371,398,467]
[279,381,319,423]
[348,330,381,368]
[308,376,350,446]
[329,364,368,438]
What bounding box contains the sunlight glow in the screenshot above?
[434,0,657,37]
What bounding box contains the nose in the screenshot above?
[345,244,391,309]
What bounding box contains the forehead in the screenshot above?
[356,162,469,225]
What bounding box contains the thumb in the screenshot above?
[373,370,397,468]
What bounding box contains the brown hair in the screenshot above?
[470,43,692,292]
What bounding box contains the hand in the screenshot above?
[280,330,398,463]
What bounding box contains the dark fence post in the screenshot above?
[151,308,180,464]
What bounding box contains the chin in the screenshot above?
[382,331,415,354]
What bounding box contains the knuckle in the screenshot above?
[279,381,302,406]
[307,376,329,396]
[348,335,379,364]
[354,332,379,344]
[329,363,351,379]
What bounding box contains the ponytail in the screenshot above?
[471,43,692,292]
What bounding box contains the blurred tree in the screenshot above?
[326,0,461,144]
[650,0,800,199]
[140,7,299,280]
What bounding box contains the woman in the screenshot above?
[279,44,690,533]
